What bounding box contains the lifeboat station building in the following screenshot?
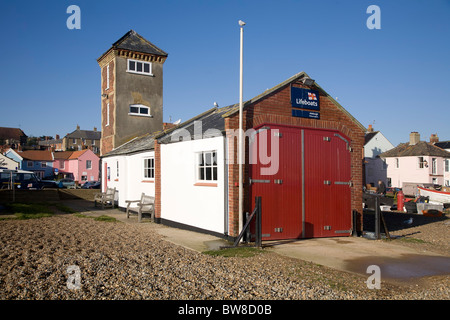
[99,30,366,241]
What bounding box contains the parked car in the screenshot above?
[40,179,58,188]
[0,169,44,190]
[81,181,101,189]
[56,178,76,189]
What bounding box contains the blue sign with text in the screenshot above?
[291,87,320,111]
[292,109,320,119]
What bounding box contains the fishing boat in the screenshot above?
[418,186,450,204]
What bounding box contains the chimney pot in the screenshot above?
[430,134,439,144]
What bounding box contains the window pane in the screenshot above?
[130,106,139,113]
[140,107,149,115]
[213,167,217,180]
[205,167,212,180]
[205,152,212,165]
[199,153,204,166]
[144,63,150,73]
[129,60,135,71]
[136,62,142,72]
[199,167,205,180]
[212,152,217,165]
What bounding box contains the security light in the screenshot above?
[239,20,246,26]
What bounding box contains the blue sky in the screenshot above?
[0,0,449,146]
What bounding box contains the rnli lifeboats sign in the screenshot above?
[291,87,320,119]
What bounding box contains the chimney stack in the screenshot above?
[409,132,420,146]
[430,133,439,144]
[367,124,374,133]
[94,127,97,132]
[55,134,60,140]
[76,124,80,130]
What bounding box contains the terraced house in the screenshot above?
[63,125,101,154]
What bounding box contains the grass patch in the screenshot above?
[94,215,118,222]
[203,246,266,258]
[14,212,54,220]
[74,213,118,223]
[0,203,55,220]
[398,237,427,244]
[53,203,76,213]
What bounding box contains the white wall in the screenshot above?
[160,136,226,234]
[102,150,155,208]
[364,132,394,158]
[364,132,394,186]
[444,159,450,186]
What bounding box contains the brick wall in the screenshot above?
[100,60,115,156]
[225,83,365,237]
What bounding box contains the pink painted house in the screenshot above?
[67,149,100,185]
[53,149,100,185]
[380,132,450,189]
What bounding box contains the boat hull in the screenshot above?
[418,186,450,204]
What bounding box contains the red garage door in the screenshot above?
[250,124,352,240]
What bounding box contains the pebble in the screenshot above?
[0,215,448,300]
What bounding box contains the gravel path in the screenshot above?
[0,214,448,300]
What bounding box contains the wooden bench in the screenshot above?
[94,187,116,209]
[125,193,155,222]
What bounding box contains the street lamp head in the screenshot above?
[238,20,246,27]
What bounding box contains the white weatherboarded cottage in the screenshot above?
[101,133,156,208]
[157,107,233,235]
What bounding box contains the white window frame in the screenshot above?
[445,159,450,173]
[60,161,65,169]
[116,161,119,177]
[197,151,218,182]
[86,160,92,170]
[395,158,399,169]
[106,103,110,126]
[106,65,110,90]
[143,157,155,180]
[27,161,33,167]
[418,156,427,169]
[127,59,153,76]
[431,158,437,175]
[129,104,151,117]
[41,162,47,168]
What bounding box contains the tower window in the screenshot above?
[127,59,153,76]
[129,104,151,117]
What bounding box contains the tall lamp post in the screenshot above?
[238,20,245,234]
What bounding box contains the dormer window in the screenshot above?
[127,59,153,76]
